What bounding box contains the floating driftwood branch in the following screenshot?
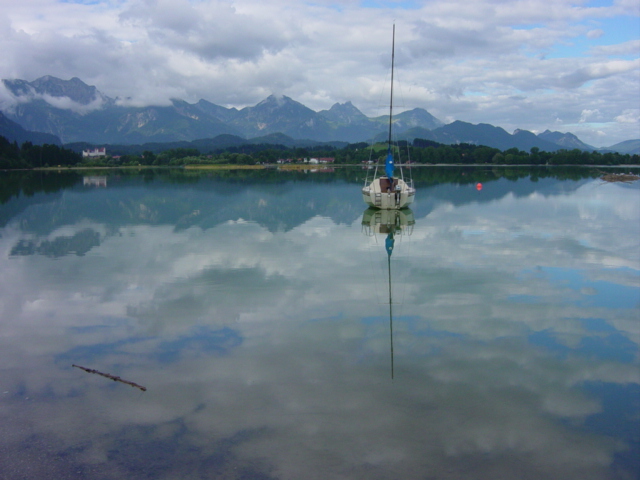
[72,364,147,392]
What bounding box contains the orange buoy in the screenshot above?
[476,182,483,191]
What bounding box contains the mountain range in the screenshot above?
[1,75,638,154]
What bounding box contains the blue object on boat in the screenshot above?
[385,150,394,180]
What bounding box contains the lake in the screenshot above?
[1,167,639,480]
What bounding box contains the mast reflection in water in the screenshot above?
[362,207,415,379]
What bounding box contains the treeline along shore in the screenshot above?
[1,134,638,170]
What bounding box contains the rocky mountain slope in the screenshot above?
[1,76,637,153]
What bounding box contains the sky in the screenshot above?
[0,0,639,147]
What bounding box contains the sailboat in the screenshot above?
[362,207,415,378]
[362,24,416,210]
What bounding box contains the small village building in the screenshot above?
[82,147,106,158]
[307,157,334,164]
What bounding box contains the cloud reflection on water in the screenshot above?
[0,173,638,479]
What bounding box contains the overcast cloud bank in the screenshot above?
[1,0,639,146]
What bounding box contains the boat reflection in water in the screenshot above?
[361,207,415,379]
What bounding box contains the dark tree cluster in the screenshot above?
[405,141,638,166]
[1,134,638,169]
[0,137,82,169]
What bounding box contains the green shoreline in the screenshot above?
[25,163,640,171]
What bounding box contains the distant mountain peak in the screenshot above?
[258,94,292,107]
[319,101,368,124]
[30,75,104,105]
[195,99,239,123]
[602,139,640,155]
[329,101,359,111]
[393,108,444,130]
[249,95,314,116]
[2,74,633,150]
[538,129,595,151]
[3,75,110,113]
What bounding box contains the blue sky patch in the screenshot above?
[539,266,639,309]
[580,317,617,333]
[580,381,640,475]
[57,326,242,365]
[578,333,637,363]
[57,337,146,364]
[154,326,242,363]
[528,329,571,358]
[360,0,422,9]
[528,326,637,363]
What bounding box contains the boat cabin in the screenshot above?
[379,178,399,192]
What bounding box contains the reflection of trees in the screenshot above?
[2,167,636,208]
[0,171,80,205]
[10,229,100,258]
[2,166,637,236]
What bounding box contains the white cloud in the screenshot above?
[580,108,601,123]
[589,39,640,59]
[615,109,639,124]
[586,28,604,39]
[0,0,638,146]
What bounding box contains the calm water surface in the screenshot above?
[0,168,638,480]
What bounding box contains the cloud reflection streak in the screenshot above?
[0,175,638,479]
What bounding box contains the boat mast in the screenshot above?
[387,24,395,153]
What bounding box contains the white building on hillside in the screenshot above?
[82,147,106,158]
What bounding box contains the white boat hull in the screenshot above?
[362,177,415,210]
